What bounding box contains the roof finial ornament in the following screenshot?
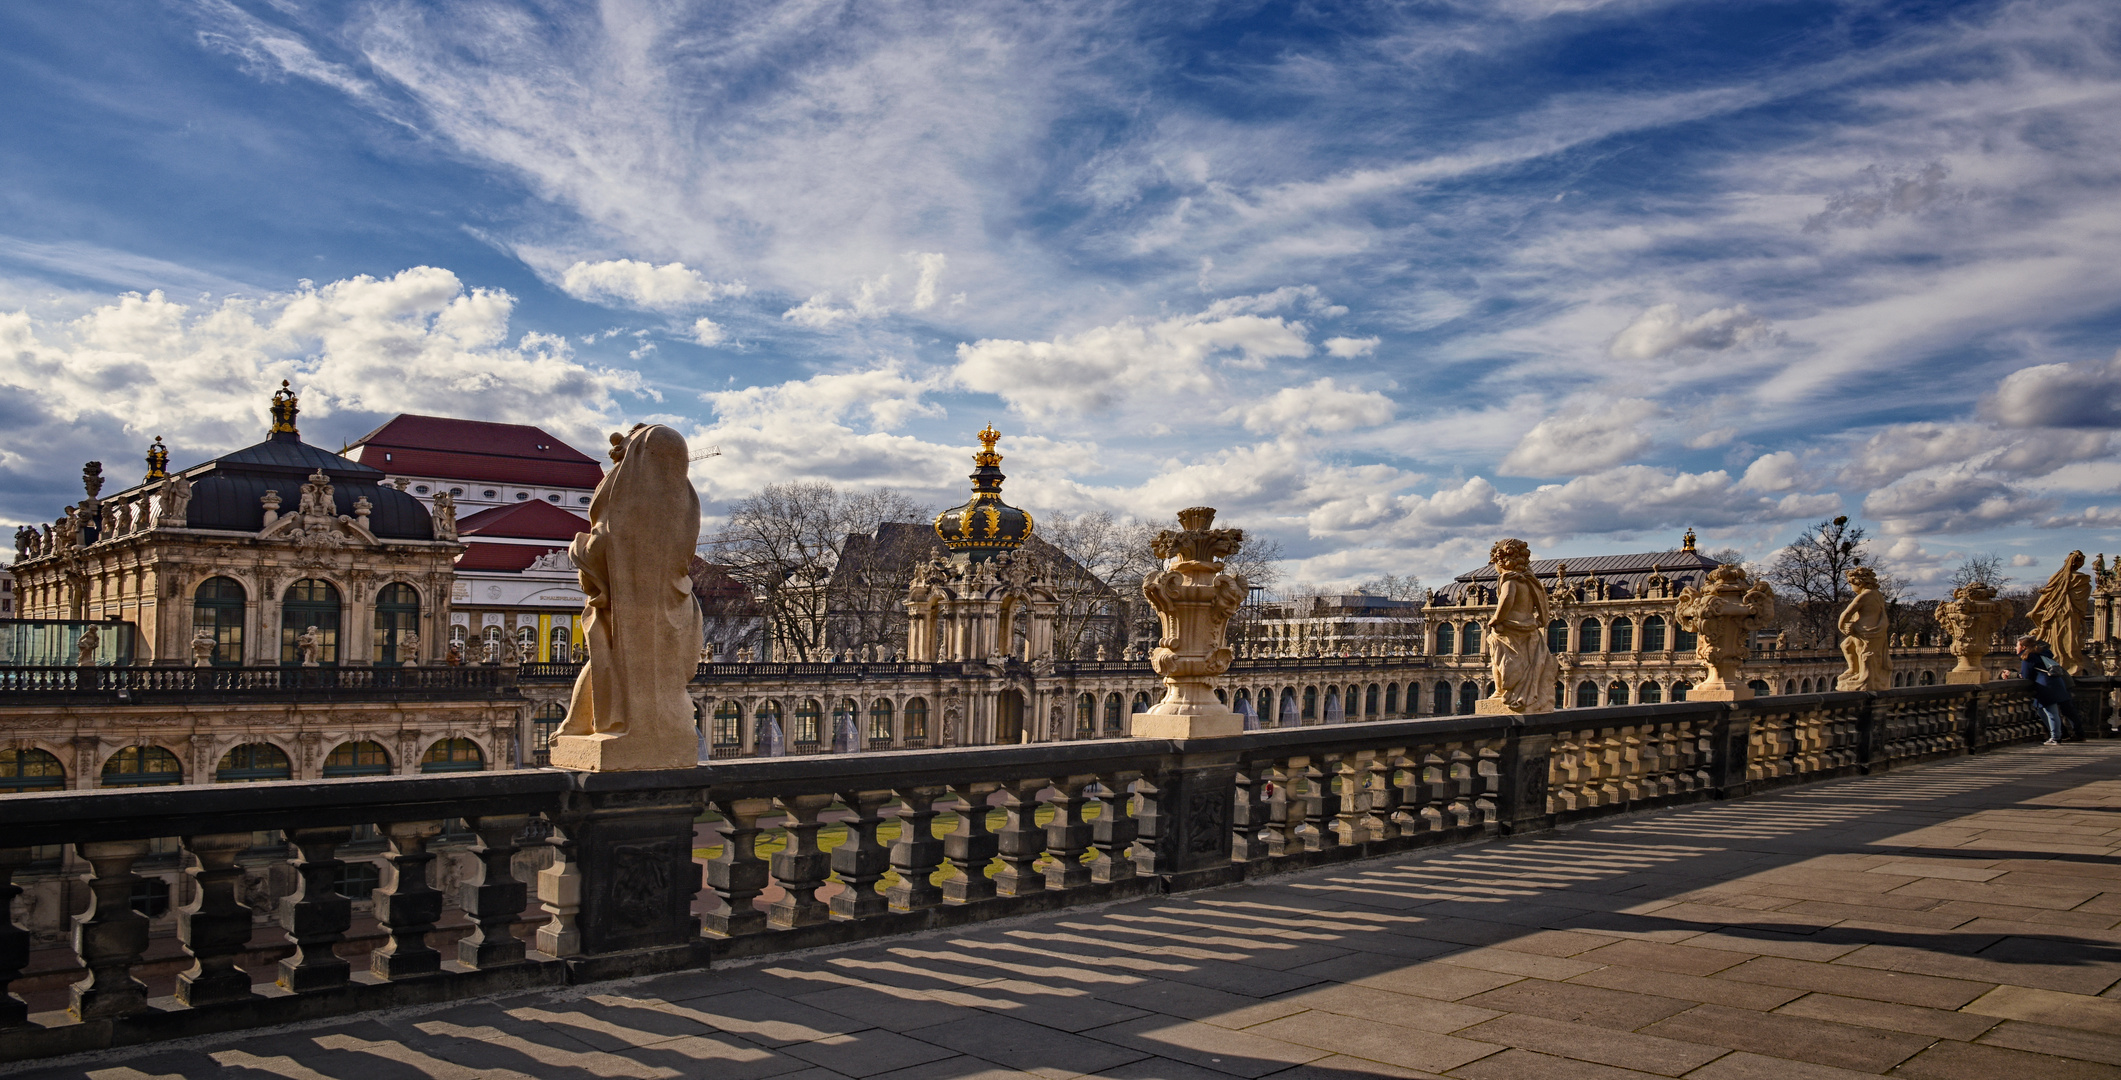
[144,436,168,481]
[269,380,300,437]
[1682,526,1696,552]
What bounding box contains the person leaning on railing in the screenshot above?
[2016,635,2080,745]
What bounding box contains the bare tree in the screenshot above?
[1949,553,2009,591]
[1037,511,1156,658]
[704,482,929,662]
[1358,573,1424,600]
[1766,515,1871,643]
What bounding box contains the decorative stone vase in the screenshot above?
[1130,507,1247,739]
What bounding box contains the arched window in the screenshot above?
[1575,681,1599,709]
[1364,684,1379,717]
[1747,679,1771,696]
[516,625,536,663]
[712,701,743,753]
[323,740,391,778]
[549,626,572,663]
[1280,688,1300,726]
[1547,620,1568,653]
[192,577,246,667]
[1641,615,1667,652]
[1457,681,1479,714]
[755,699,784,747]
[216,742,291,783]
[868,699,895,746]
[1608,682,1629,706]
[1432,681,1452,715]
[1579,619,1603,653]
[1104,694,1125,735]
[420,738,485,773]
[1322,688,1340,722]
[1640,681,1663,704]
[1610,617,1634,652]
[833,698,860,746]
[533,703,567,765]
[1920,670,1936,686]
[1461,622,1482,654]
[280,578,342,665]
[904,698,929,743]
[794,699,823,746]
[1133,692,1153,713]
[1076,693,1097,738]
[1435,623,1455,655]
[101,745,182,787]
[1784,680,1797,695]
[1303,686,1318,720]
[372,583,419,666]
[1555,681,1566,710]
[1673,623,1697,653]
[1384,684,1399,716]
[1672,680,1691,702]
[1892,672,1905,687]
[0,748,65,793]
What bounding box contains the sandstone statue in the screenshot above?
[396,631,420,667]
[551,424,705,771]
[1477,538,1558,715]
[1835,566,1890,691]
[76,625,99,667]
[2029,550,2092,675]
[431,490,458,542]
[1934,582,2010,684]
[1131,506,1247,738]
[480,638,498,664]
[1673,564,1776,701]
[296,625,322,667]
[189,629,217,667]
[156,471,193,528]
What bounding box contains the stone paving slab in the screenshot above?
[8,743,2121,1080]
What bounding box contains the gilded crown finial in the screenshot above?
[144,436,169,481]
[1682,526,1697,552]
[269,379,300,436]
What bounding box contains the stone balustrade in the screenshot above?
[0,677,2101,1063]
[0,663,517,701]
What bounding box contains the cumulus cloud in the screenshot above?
[781,256,945,327]
[692,366,956,498]
[1408,477,1505,528]
[691,318,727,347]
[1739,451,1803,492]
[1323,336,1380,358]
[1239,378,1394,434]
[1986,350,2121,429]
[1499,399,1658,477]
[557,259,745,311]
[1862,469,2055,535]
[1503,465,1840,538]
[954,304,1310,420]
[1607,303,1778,361]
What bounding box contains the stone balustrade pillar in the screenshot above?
[886,786,947,912]
[769,794,834,928]
[371,820,445,979]
[0,847,31,1028]
[175,832,257,1006]
[278,826,353,994]
[72,838,154,1020]
[458,815,531,968]
[704,797,771,936]
[829,790,892,919]
[942,783,999,903]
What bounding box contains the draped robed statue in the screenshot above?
[1477,537,1558,715]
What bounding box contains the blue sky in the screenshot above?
[4,0,2119,593]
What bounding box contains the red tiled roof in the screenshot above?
[455,543,565,572]
[346,415,605,488]
[457,500,591,540]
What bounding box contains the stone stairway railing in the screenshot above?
[0,677,2101,1062]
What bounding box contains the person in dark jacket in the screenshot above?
[2017,635,2076,744]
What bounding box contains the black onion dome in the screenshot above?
[933,425,1033,562]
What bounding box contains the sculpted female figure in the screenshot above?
[550,424,704,771]
[2030,550,2092,675]
[1835,566,1891,691]
[1479,538,1557,715]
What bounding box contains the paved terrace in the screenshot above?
[11,741,2120,1080]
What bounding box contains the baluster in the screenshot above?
[704,798,771,936]
[371,820,444,979]
[886,786,946,912]
[71,838,153,1020]
[278,826,353,993]
[1365,750,1403,841]
[176,832,257,1005]
[1330,754,1367,845]
[1129,771,1163,876]
[942,782,999,903]
[1295,757,1339,852]
[458,815,530,968]
[1090,773,1137,883]
[0,847,30,1027]
[1230,761,1270,862]
[1259,759,1294,856]
[769,794,833,928]
[1447,748,1478,828]
[535,823,581,957]
[1044,775,1095,890]
[830,790,892,920]
[992,779,1048,897]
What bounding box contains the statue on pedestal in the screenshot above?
[396,632,421,667]
[1835,566,1890,691]
[1130,506,1247,738]
[1477,538,1558,715]
[2030,550,2092,675]
[550,424,705,771]
[431,491,458,542]
[1672,564,1775,700]
[296,626,321,667]
[1935,582,2009,684]
[76,625,100,667]
[190,629,217,667]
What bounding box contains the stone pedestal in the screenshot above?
[1474,698,1522,715]
[1944,669,1989,685]
[1684,687,1753,702]
[1130,707,1243,739]
[550,728,698,772]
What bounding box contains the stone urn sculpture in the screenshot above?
[1935,582,2010,684]
[1131,507,1247,738]
[1672,563,1775,700]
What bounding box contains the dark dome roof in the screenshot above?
[180,432,433,540]
[934,425,1032,562]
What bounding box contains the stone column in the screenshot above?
[543,785,707,978]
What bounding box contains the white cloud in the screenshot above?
[1986,350,2121,430]
[692,366,955,498]
[1862,469,2055,535]
[1739,451,1802,492]
[1322,335,1379,358]
[1607,303,1778,361]
[1503,465,1841,539]
[1685,427,1737,450]
[910,253,946,312]
[2012,554,2041,566]
[691,318,726,347]
[557,259,745,311]
[1408,477,1505,528]
[1499,399,1658,477]
[1804,162,1964,232]
[954,304,1311,420]
[1240,378,1394,434]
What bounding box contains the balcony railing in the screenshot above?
[514,654,1433,684]
[0,664,519,702]
[0,677,2100,1062]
